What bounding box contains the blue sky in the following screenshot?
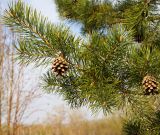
[0,0,103,123]
[1,0,82,35]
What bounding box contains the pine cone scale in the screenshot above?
[52,56,69,76]
[142,75,159,95]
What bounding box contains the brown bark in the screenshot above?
[7,36,14,135]
[0,21,4,135]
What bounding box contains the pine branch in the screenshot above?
[41,70,86,108]
[123,102,160,135]
[3,1,82,65]
[55,0,117,33]
[4,1,53,48]
[40,25,135,112]
[3,0,160,121]
[15,39,53,66]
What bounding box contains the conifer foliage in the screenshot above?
[3,0,160,134]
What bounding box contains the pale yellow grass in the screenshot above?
[2,115,122,135]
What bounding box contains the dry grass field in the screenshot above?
[1,114,122,135]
